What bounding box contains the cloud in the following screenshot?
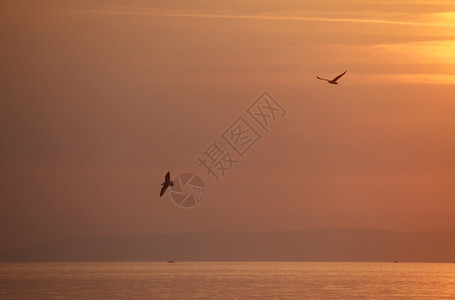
[49,9,455,28]
[352,73,455,85]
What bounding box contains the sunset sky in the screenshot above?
[1,0,455,253]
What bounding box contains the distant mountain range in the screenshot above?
[1,228,455,262]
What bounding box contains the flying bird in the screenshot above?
[160,171,174,197]
[316,70,347,84]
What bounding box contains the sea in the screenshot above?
[1,262,454,299]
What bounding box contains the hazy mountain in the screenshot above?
[1,228,455,262]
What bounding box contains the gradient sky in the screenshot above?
[1,0,455,252]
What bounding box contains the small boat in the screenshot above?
[167,260,175,263]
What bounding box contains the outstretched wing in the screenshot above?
[332,70,347,82]
[160,185,168,197]
[165,171,170,182]
[316,76,329,82]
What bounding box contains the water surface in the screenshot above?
[1,262,454,299]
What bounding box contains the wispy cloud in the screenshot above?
[351,73,455,85]
[51,9,455,28]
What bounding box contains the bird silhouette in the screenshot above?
[316,70,347,84]
[160,171,174,197]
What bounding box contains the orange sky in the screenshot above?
[1,0,455,252]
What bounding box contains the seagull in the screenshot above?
[160,171,174,197]
[316,70,347,85]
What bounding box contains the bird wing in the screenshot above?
[332,71,347,82]
[316,76,329,82]
[160,185,168,197]
[165,171,170,182]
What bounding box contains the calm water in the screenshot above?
[1,262,455,299]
